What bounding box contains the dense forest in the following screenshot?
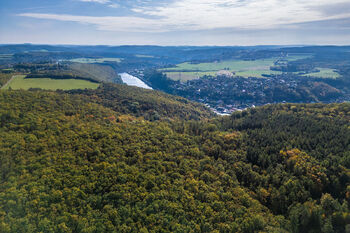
[65,83,214,121]
[0,86,349,232]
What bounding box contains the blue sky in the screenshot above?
[0,0,350,45]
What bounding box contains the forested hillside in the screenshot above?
[65,83,215,121]
[0,90,349,232]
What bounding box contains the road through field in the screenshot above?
[1,75,19,90]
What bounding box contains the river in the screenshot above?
[119,73,152,90]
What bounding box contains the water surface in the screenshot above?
[120,73,152,89]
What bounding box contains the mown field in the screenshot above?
[68,63,121,83]
[303,68,341,79]
[163,58,277,72]
[165,71,217,81]
[0,54,13,60]
[3,75,99,90]
[69,57,122,63]
[161,55,311,81]
[235,70,282,78]
[165,70,285,81]
[135,54,155,58]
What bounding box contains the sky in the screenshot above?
[0,0,350,45]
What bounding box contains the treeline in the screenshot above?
[12,62,122,84]
[65,83,214,121]
[26,73,100,83]
[0,89,349,232]
[0,73,13,87]
[141,70,177,93]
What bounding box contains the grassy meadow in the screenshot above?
[135,54,155,58]
[3,75,99,90]
[69,57,122,63]
[165,71,217,81]
[162,58,281,81]
[283,54,312,61]
[303,68,340,79]
[163,58,277,72]
[161,54,313,81]
[235,70,282,78]
[0,54,13,60]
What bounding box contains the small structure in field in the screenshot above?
[216,70,235,77]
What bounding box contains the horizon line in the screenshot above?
[1,43,350,47]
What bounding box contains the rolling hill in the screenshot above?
[0,87,349,232]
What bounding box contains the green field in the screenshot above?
[163,55,310,72]
[162,58,278,81]
[284,54,312,61]
[165,71,217,81]
[69,57,122,63]
[162,55,311,81]
[0,54,13,60]
[235,70,282,78]
[165,70,283,80]
[162,58,281,81]
[162,58,277,72]
[302,68,340,79]
[135,54,155,58]
[3,75,99,90]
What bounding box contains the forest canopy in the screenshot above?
[0,88,349,233]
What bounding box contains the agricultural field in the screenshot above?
[68,63,121,83]
[135,54,155,58]
[165,70,284,80]
[0,54,13,60]
[3,75,99,90]
[283,53,312,61]
[235,70,282,78]
[165,71,217,81]
[162,58,277,72]
[69,57,122,63]
[162,58,285,81]
[302,68,341,79]
[161,55,312,82]
[0,68,14,73]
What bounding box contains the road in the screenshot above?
[1,75,16,90]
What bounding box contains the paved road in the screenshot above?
[1,75,16,90]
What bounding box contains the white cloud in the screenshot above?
[79,0,111,3]
[19,0,350,32]
[132,0,350,30]
[18,13,168,32]
[108,3,120,8]
[79,0,121,8]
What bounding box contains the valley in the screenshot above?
[0,44,349,233]
[1,0,350,232]
[1,45,350,114]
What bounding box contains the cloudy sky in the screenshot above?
[0,0,350,45]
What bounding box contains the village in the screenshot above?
[170,74,343,114]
